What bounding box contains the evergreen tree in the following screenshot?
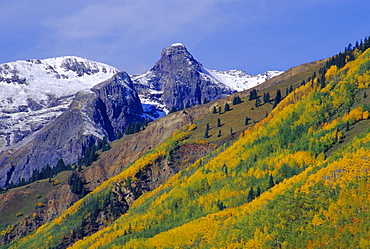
[217,118,221,127]
[230,127,233,136]
[224,102,230,112]
[212,106,217,114]
[268,174,275,189]
[206,123,210,130]
[312,72,317,79]
[263,92,270,104]
[249,89,258,101]
[222,163,228,176]
[102,137,111,152]
[55,158,66,172]
[245,116,250,125]
[117,130,123,139]
[169,107,177,113]
[218,130,222,137]
[247,187,254,202]
[346,121,350,131]
[83,146,98,167]
[216,200,226,210]
[256,186,261,197]
[218,106,222,114]
[68,171,89,197]
[232,96,242,105]
[204,129,209,138]
[273,89,282,108]
[255,98,261,107]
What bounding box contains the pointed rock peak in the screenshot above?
[158,43,202,72]
[162,42,189,55]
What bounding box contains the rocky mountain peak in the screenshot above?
[0,56,118,154]
[132,43,282,116]
[0,71,145,188]
[155,43,202,74]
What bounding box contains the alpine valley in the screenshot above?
[1,37,370,249]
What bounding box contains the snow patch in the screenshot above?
[171,43,184,47]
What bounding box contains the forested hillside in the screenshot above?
[2,38,370,248]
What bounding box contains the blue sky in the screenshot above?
[0,0,369,75]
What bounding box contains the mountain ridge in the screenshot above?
[132,43,282,114]
[0,44,281,189]
[0,56,119,153]
[2,38,369,248]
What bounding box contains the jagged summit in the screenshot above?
[159,43,203,73]
[132,43,282,114]
[0,45,282,189]
[0,56,119,153]
[0,70,144,188]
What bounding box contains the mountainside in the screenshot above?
[132,43,281,114]
[0,45,280,190]
[0,51,320,246]
[0,72,144,188]
[66,42,370,249]
[2,38,370,249]
[0,56,119,153]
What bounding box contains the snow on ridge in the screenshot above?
[206,68,283,92]
[0,56,119,152]
[131,70,156,88]
[0,56,119,110]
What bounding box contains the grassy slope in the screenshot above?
[0,171,72,231]
[67,48,370,248]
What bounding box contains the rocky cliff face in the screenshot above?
[133,43,235,113]
[91,72,144,139]
[0,72,144,188]
[0,56,118,154]
[132,43,282,115]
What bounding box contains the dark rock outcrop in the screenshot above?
[133,44,235,112]
[0,72,144,188]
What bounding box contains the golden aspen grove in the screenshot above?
[2,39,370,248]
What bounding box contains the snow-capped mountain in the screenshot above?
[0,72,145,188]
[0,56,119,152]
[0,44,283,188]
[132,43,283,114]
[208,69,283,92]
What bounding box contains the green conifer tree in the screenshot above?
[212,106,217,114]
[224,102,230,112]
[247,187,254,202]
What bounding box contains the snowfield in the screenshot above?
[0,56,118,152]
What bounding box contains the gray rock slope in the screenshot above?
[0,72,143,188]
[132,43,236,113]
[132,43,282,115]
